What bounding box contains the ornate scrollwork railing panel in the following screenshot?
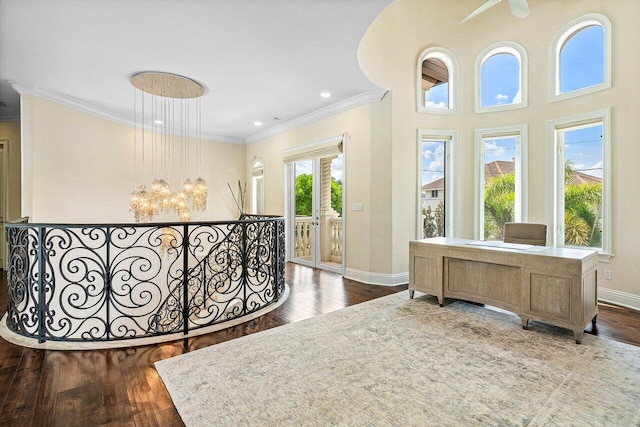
[3,216,285,344]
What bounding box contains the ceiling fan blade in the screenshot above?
[508,0,530,18]
[460,0,502,24]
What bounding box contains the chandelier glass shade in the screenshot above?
[129,72,207,223]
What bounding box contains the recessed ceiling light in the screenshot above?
[320,92,332,98]
[254,121,263,126]
[154,119,163,125]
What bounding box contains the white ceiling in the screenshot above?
[0,0,392,143]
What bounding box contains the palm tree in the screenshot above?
[563,161,602,247]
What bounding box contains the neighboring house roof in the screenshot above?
[484,160,515,182]
[567,170,602,185]
[422,177,445,191]
[421,161,601,191]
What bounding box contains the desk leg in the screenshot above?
[574,329,584,344]
[520,316,529,330]
[409,290,415,299]
[437,296,444,307]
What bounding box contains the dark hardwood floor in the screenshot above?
[0,263,639,426]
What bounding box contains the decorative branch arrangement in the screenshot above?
[228,180,247,216]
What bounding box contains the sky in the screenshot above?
[422,23,604,185]
[294,155,343,181]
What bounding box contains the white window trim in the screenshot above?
[549,13,612,103]
[475,42,528,113]
[546,108,611,260]
[474,124,528,240]
[251,157,264,215]
[416,47,459,114]
[416,129,458,239]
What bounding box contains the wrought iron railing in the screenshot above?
[4,215,285,343]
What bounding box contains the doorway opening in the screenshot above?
[288,152,343,274]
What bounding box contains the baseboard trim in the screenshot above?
[598,287,640,311]
[344,268,408,287]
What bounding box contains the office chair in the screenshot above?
[503,222,547,246]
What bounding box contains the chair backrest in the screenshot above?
[503,222,547,246]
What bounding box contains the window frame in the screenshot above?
[474,124,528,240]
[549,13,612,103]
[416,47,459,114]
[251,157,265,215]
[475,42,528,113]
[416,129,458,239]
[547,109,611,259]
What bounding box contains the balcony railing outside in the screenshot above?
[293,216,342,263]
[3,216,285,344]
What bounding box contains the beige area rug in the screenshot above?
[155,292,640,426]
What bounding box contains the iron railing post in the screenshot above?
[242,222,247,315]
[105,226,111,339]
[37,227,46,343]
[183,224,189,336]
[273,220,279,301]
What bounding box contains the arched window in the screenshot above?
[550,14,611,101]
[251,158,264,215]
[476,42,528,112]
[416,47,459,114]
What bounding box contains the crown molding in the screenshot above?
[7,81,387,146]
[7,81,245,145]
[245,89,388,145]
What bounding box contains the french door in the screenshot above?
[288,154,343,274]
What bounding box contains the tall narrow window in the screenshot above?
[476,42,527,112]
[251,158,264,215]
[550,14,611,101]
[418,129,457,239]
[416,48,459,114]
[475,125,527,240]
[548,110,610,256]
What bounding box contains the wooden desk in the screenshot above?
[409,237,598,343]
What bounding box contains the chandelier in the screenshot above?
[129,72,207,222]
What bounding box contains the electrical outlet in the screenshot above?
[604,269,612,280]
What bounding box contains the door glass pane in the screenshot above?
[420,140,446,238]
[319,155,343,268]
[483,137,516,240]
[562,124,603,248]
[293,160,313,261]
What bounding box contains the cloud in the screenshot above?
[589,161,603,178]
[331,156,343,181]
[495,94,509,101]
[425,101,447,109]
[484,140,507,158]
[512,89,521,104]
[423,149,434,160]
[428,144,445,171]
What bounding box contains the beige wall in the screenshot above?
[245,96,393,277]
[357,0,640,300]
[0,121,21,220]
[21,95,245,223]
